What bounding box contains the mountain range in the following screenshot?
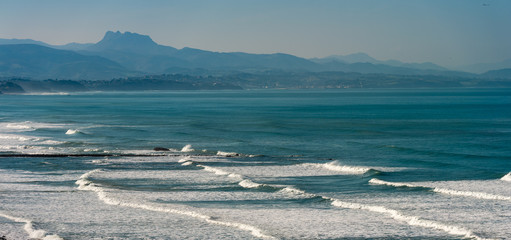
[1,31,510,80]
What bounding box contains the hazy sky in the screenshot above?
[1,0,510,67]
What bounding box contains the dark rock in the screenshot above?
[153,147,170,151]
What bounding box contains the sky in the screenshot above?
[1,0,510,67]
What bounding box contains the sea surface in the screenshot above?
[0,88,510,240]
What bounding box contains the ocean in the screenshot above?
[0,88,510,239]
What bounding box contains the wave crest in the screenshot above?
[181,144,194,152]
[75,169,276,239]
[191,164,488,240]
[217,151,240,157]
[0,212,63,240]
[302,161,374,175]
[370,178,511,202]
[501,172,511,182]
[65,129,81,135]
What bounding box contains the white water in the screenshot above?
[327,198,487,240]
[217,151,240,157]
[239,179,263,188]
[0,212,63,240]
[370,178,511,201]
[0,122,67,154]
[181,144,194,152]
[302,161,371,174]
[2,153,504,239]
[65,129,80,135]
[75,169,277,239]
[501,172,511,182]
[192,163,490,240]
[1,121,67,132]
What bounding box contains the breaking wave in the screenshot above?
[217,151,241,157]
[195,164,244,180]
[302,161,376,175]
[279,187,317,198]
[182,159,270,190]
[192,163,490,240]
[501,172,511,182]
[0,212,63,240]
[239,179,264,189]
[181,144,194,152]
[65,129,81,135]
[326,198,486,240]
[75,169,276,239]
[1,121,67,132]
[370,178,511,202]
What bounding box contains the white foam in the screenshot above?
[75,169,276,239]
[186,161,264,189]
[369,178,417,188]
[0,212,63,240]
[327,198,486,240]
[181,161,193,166]
[370,178,511,202]
[5,123,34,130]
[302,161,371,174]
[501,172,511,182]
[117,149,159,155]
[0,132,67,154]
[91,159,110,165]
[0,121,67,132]
[0,133,35,141]
[39,140,63,145]
[194,165,489,240]
[217,151,240,157]
[65,129,80,135]
[239,179,263,188]
[432,188,511,201]
[178,156,191,163]
[197,164,232,176]
[25,92,70,95]
[279,187,317,198]
[195,164,244,180]
[181,144,194,152]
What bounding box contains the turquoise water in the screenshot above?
[0,88,510,239]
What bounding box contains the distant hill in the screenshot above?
[0,44,133,80]
[0,31,504,81]
[457,59,511,74]
[57,42,95,51]
[78,31,318,73]
[313,53,448,71]
[0,38,52,47]
[0,38,94,51]
[481,68,511,79]
[4,70,509,94]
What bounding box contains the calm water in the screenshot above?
[0,88,510,239]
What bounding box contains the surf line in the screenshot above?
[179,157,266,189]
[0,212,63,240]
[75,169,277,240]
[369,178,511,202]
[190,161,492,240]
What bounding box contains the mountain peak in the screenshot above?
[98,31,157,47]
[86,31,177,55]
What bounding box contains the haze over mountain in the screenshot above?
[0,31,510,80]
[79,31,319,73]
[456,58,511,74]
[0,44,131,80]
[313,53,448,71]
